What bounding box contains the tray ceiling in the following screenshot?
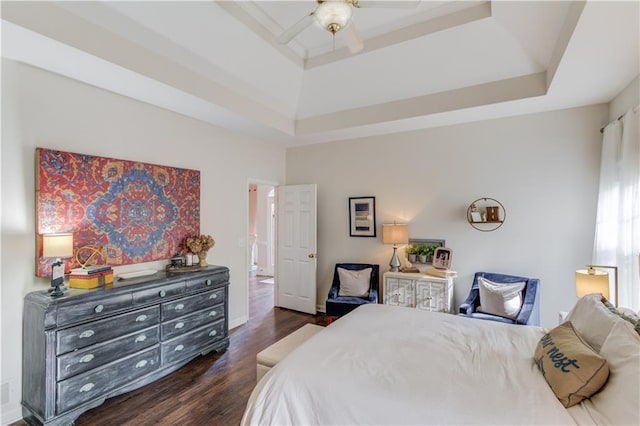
[2,1,638,146]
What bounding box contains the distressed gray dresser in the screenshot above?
[22,265,230,426]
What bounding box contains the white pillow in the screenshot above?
[579,320,640,425]
[337,267,372,298]
[477,277,525,319]
[565,294,621,353]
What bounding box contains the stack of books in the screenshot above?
[69,265,114,289]
[424,267,458,278]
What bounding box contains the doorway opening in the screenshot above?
[248,183,276,319]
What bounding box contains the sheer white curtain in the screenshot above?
[593,106,640,310]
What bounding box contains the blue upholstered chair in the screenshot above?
[326,263,379,319]
[458,272,540,326]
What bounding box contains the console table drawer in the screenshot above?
[57,346,160,413]
[161,319,225,365]
[57,293,132,326]
[57,306,160,355]
[161,288,225,321]
[133,281,185,305]
[161,306,224,340]
[57,325,159,380]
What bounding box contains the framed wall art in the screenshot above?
[349,196,376,237]
[35,148,200,276]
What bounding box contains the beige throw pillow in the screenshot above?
[534,321,610,408]
[337,267,372,298]
[476,277,525,319]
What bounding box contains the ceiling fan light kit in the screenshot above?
[315,1,353,34]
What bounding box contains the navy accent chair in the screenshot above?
[458,272,540,326]
[326,263,380,318]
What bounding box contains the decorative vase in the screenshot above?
[199,251,208,267]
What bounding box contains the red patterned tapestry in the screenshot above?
[36,148,200,276]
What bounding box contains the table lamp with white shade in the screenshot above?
[575,264,618,306]
[42,233,74,297]
[382,223,408,272]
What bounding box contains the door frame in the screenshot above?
[246,178,280,319]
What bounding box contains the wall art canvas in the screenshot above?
[36,148,200,276]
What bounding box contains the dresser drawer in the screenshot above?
[161,288,225,321]
[57,306,160,355]
[56,293,132,326]
[185,272,228,291]
[57,346,160,413]
[57,325,159,381]
[161,319,225,365]
[161,305,225,340]
[132,281,185,305]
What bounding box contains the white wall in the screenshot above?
[0,59,286,424]
[286,104,608,327]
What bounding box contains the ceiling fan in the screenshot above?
[276,0,420,54]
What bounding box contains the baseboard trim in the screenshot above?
[229,315,248,330]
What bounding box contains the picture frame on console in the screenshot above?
[432,247,453,270]
[349,196,376,237]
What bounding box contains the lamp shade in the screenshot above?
[314,1,352,31]
[382,224,408,245]
[575,268,609,299]
[42,233,74,258]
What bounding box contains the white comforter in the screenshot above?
[242,304,577,425]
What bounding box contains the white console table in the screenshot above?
[382,271,454,313]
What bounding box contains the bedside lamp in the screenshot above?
[382,223,408,272]
[43,233,74,297]
[575,264,618,306]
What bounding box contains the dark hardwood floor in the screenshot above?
[16,275,325,426]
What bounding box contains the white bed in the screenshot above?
[242,299,639,426]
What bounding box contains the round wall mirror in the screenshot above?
[467,197,506,232]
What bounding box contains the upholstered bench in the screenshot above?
[256,323,323,381]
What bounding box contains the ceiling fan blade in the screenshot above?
[344,23,364,54]
[354,1,421,8]
[276,13,314,44]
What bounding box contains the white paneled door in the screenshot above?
[276,184,317,314]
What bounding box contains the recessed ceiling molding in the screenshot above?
[1,21,297,144]
[1,1,294,136]
[545,0,586,90]
[305,1,492,69]
[296,72,547,135]
[215,1,305,68]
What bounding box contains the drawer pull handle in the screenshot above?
[135,314,148,322]
[174,322,185,329]
[174,303,185,311]
[135,360,148,368]
[205,279,212,286]
[209,330,217,337]
[208,310,217,317]
[79,330,95,339]
[79,354,94,363]
[209,293,218,300]
[94,304,104,313]
[159,290,167,297]
[175,344,184,352]
[135,334,147,343]
[79,383,95,393]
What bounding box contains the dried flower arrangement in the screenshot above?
[184,234,215,266]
